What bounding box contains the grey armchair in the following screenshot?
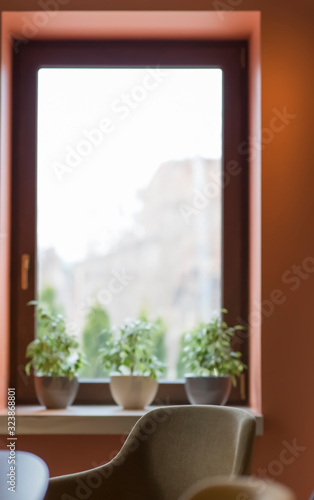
[44,405,256,500]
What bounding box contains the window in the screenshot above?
[11,40,248,404]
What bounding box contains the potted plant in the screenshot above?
[25,302,85,409]
[182,309,246,405]
[100,319,165,409]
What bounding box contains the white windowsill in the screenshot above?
[0,405,263,436]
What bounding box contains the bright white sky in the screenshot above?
[37,68,222,262]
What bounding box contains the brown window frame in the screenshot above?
[10,40,248,405]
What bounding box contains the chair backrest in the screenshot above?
[109,405,256,499]
[0,450,49,500]
[178,476,296,500]
[45,405,256,500]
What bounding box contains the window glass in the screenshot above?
[37,68,223,379]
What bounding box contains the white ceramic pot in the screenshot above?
[109,375,158,409]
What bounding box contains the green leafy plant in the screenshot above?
[80,303,112,378]
[138,310,168,376]
[25,301,86,379]
[182,309,246,385]
[100,319,165,379]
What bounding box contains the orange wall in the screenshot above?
[253,3,314,499]
[0,434,126,477]
[1,2,314,499]
[0,4,12,414]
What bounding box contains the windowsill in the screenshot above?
[0,405,263,436]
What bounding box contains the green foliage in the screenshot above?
[100,319,165,379]
[176,333,186,379]
[39,286,63,315]
[80,303,111,378]
[36,286,65,339]
[138,311,167,376]
[25,301,85,379]
[182,309,246,386]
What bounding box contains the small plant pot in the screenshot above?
[185,375,232,405]
[34,375,79,409]
[109,375,158,410]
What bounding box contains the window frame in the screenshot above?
[10,39,248,405]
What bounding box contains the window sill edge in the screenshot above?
[0,405,263,436]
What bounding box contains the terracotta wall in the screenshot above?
[1,1,314,499]
[1,434,127,477]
